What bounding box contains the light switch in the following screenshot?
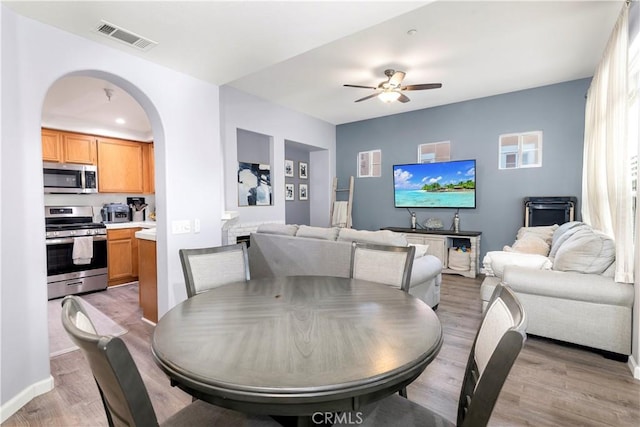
[194,218,201,233]
[172,220,191,234]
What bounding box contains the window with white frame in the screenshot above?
[357,149,381,178]
[498,131,543,169]
[418,141,450,163]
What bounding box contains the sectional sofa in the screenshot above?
[480,222,634,356]
[247,224,443,308]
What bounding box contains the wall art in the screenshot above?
[238,162,272,206]
[285,159,294,177]
[299,183,308,200]
[285,183,295,201]
[299,161,308,179]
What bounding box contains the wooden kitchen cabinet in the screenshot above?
[138,238,157,323]
[107,227,141,286]
[42,128,63,162]
[42,128,97,164]
[42,128,154,193]
[62,132,97,164]
[98,137,145,193]
[142,142,155,194]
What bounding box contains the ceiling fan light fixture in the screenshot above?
[378,90,401,103]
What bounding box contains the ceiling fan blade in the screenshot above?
[398,93,411,103]
[344,84,378,90]
[389,71,406,87]
[354,93,379,103]
[401,83,442,91]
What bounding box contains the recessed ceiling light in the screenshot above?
[407,29,417,36]
[115,118,126,124]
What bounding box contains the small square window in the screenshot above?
[499,131,542,169]
[418,141,450,163]
[357,149,381,178]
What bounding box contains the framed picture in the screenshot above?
[299,183,308,200]
[299,161,308,179]
[284,159,294,177]
[285,183,295,201]
[238,162,272,206]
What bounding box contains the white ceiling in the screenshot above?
[5,0,623,136]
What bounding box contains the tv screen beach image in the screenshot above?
[393,160,476,208]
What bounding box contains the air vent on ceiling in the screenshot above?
[94,20,157,51]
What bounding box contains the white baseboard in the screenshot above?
[0,375,54,423]
[629,354,640,380]
[141,316,156,326]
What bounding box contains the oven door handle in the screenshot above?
[46,235,107,245]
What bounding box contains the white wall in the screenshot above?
[220,86,335,226]
[0,7,224,417]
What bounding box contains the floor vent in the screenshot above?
[94,20,157,51]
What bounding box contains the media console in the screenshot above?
[382,227,482,279]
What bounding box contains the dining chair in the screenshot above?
[350,241,416,398]
[179,242,250,298]
[60,295,279,427]
[335,284,527,427]
[349,242,415,292]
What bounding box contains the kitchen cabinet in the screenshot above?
[142,142,155,194]
[107,227,141,286]
[137,237,157,323]
[42,128,97,164]
[98,137,146,193]
[42,128,154,193]
[42,128,63,162]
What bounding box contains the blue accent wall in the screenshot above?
[336,79,590,257]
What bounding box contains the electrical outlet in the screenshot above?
[171,220,191,234]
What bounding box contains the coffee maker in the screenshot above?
[127,197,147,222]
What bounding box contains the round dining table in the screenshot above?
[152,275,443,422]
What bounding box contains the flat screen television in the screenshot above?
[393,159,476,209]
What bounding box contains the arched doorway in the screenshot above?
[41,71,164,350]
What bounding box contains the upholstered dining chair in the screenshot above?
[349,242,415,292]
[60,295,279,427]
[350,241,415,399]
[179,242,250,298]
[335,284,527,427]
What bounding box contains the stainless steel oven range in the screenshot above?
[45,206,108,300]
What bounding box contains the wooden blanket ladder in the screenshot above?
[331,176,354,228]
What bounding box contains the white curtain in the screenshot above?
[582,5,634,283]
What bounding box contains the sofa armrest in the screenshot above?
[503,266,634,307]
[409,255,442,287]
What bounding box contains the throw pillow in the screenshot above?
[409,243,429,258]
[296,225,340,241]
[548,222,588,259]
[552,228,615,274]
[503,234,550,256]
[515,224,559,245]
[256,223,299,236]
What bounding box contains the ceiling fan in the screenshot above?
[344,69,442,103]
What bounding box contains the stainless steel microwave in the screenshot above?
[43,162,98,194]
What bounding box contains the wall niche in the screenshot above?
[237,129,273,206]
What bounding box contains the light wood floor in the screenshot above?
[4,276,640,426]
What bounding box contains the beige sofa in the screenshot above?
[248,224,443,308]
[480,222,634,356]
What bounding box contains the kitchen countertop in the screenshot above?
[104,221,157,230]
[135,227,157,241]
